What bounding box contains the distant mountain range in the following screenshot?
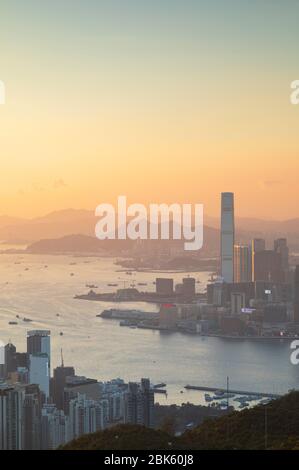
[0,209,298,251]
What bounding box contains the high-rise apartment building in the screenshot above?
[0,385,24,450]
[41,404,68,449]
[22,384,42,450]
[124,379,154,428]
[234,245,252,282]
[68,393,104,441]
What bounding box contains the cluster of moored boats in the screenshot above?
[204,390,272,409]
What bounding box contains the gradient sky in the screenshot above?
[0,0,298,219]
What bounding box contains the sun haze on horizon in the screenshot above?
[0,0,298,219]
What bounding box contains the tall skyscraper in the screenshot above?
[294,266,299,323]
[27,330,51,380]
[234,245,252,282]
[51,365,75,411]
[251,238,266,281]
[221,192,235,283]
[29,354,50,399]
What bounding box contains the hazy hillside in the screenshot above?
[0,209,298,252]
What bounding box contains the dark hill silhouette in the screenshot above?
[62,392,299,450]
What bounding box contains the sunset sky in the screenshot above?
[0,0,298,219]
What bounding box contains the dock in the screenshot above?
[185,384,281,399]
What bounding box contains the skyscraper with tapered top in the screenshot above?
[221,192,235,283]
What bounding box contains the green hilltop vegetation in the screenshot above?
[62,392,299,450]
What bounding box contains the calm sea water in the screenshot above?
[0,253,298,406]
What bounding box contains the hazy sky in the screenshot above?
[0,0,298,219]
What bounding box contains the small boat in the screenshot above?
[239,402,249,408]
[219,402,228,410]
[205,393,213,402]
[107,283,118,287]
[86,284,98,289]
[9,321,18,325]
[137,282,147,286]
[23,317,32,322]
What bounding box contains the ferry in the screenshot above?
[98,308,159,321]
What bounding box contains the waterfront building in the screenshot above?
[231,292,246,315]
[159,303,178,329]
[156,278,174,296]
[182,277,196,297]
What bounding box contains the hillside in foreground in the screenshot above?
[62,392,299,450]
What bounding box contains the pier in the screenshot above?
[185,384,281,399]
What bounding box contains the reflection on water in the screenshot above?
[0,253,298,405]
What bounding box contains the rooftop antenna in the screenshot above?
[61,348,64,368]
